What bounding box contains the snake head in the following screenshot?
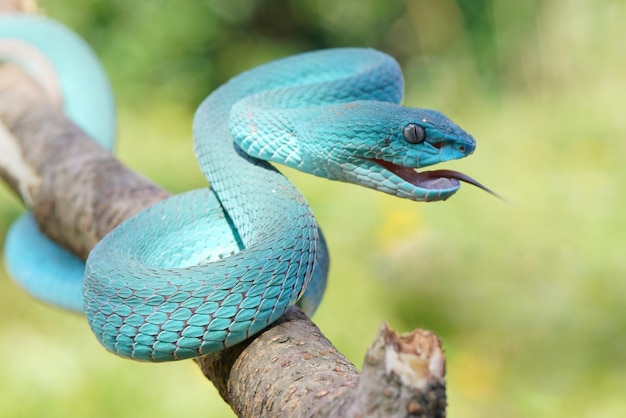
[307,103,498,202]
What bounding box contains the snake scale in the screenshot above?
[0,15,495,361]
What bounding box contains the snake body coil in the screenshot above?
[1,15,490,361]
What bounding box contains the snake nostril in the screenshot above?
[458,145,465,153]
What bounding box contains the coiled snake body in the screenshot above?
[1,15,493,361]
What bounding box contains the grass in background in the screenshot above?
[1,0,625,417]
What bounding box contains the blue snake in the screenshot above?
[1,15,495,361]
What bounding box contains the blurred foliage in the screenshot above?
[38,0,546,107]
[1,0,626,417]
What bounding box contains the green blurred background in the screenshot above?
[1,0,625,416]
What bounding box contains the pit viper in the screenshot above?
[0,15,495,361]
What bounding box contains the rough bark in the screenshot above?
[0,5,448,416]
[0,64,171,258]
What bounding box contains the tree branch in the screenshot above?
[0,10,447,417]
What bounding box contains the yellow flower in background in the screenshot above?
[376,201,425,255]
[450,349,499,402]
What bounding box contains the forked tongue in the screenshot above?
[422,169,504,200]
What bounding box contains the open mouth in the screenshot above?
[374,159,501,198]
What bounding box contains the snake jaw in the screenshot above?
[372,158,501,201]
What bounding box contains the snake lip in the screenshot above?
[373,158,501,197]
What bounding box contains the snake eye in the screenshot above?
[403,123,426,144]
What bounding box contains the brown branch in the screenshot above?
[0,64,170,258]
[0,12,447,417]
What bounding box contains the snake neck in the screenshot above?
[192,49,399,240]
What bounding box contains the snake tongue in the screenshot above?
[375,159,501,198]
